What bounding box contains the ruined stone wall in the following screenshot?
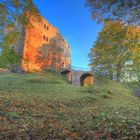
[21,16,71,71]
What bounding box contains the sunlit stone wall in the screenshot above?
[21,16,71,72]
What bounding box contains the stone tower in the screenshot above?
[21,15,71,72]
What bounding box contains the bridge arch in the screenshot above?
[60,67,94,86]
[60,69,72,83]
[60,69,71,74]
[80,72,94,86]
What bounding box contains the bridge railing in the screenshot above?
[63,65,91,72]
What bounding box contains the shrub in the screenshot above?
[0,47,21,70]
[101,92,111,99]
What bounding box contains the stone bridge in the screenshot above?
[60,66,94,86]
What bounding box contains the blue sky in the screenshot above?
[34,0,103,69]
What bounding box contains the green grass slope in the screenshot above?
[0,72,140,139]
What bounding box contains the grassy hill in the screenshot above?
[0,72,140,139]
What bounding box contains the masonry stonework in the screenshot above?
[18,15,94,86]
[21,16,71,71]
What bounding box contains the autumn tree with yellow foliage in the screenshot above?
[89,20,140,82]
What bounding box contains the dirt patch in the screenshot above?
[0,69,11,74]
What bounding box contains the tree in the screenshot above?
[131,44,140,82]
[0,0,40,68]
[0,0,40,35]
[36,36,63,71]
[86,0,140,25]
[89,20,140,82]
[0,27,22,70]
[0,46,21,70]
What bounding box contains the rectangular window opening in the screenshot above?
[46,37,48,42]
[44,24,46,29]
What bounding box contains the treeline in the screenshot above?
[86,0,140,82]
[89,20,140,82]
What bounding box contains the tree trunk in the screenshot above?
[116,63,121,82]
[137,64,140,82]
[116,72,121,82]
